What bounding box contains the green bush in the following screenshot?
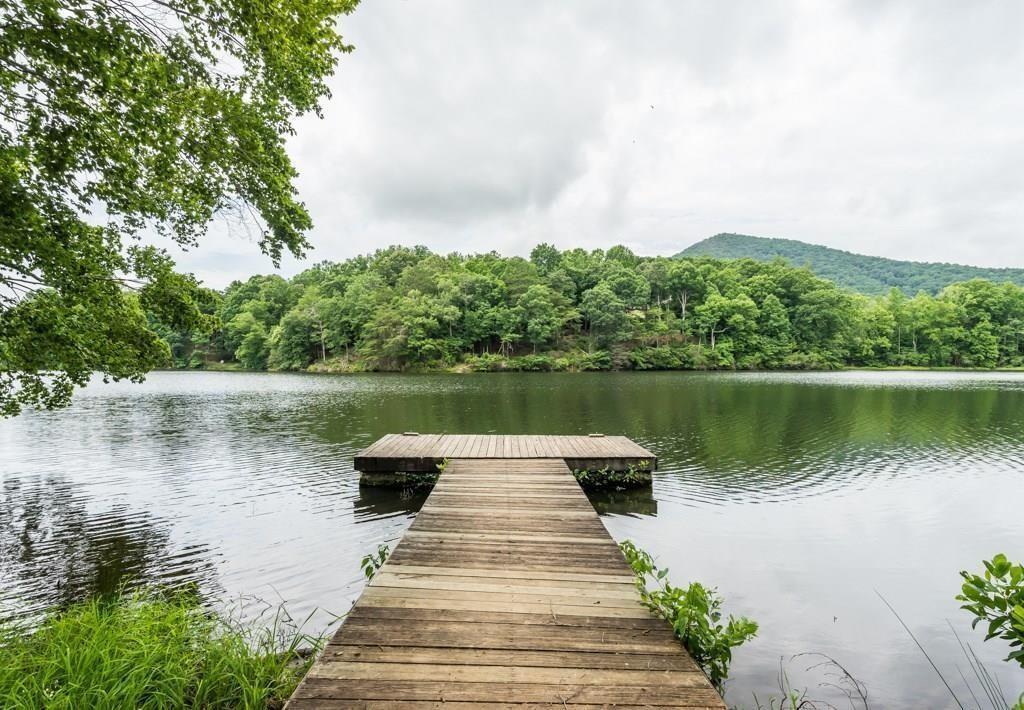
[463,353,558,372]
[619,540,757,691]
[554,349,611,371]
[957,553,1024,667]
[0,591,325,709]
[780,351,840,370]
[464,353,508,372]
[629,345,685,370]
[509,354,555,371]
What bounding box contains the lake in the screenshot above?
[1,370,1022,707]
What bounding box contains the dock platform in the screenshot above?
[354,433,657,474]
[287,453,724,708]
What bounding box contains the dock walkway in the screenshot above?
[287,452,724,708]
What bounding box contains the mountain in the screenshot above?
[677,233,1024,295]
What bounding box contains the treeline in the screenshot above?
[155,244,1024,372]
[681,233,1024,295]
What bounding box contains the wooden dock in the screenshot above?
[287,452,724,708]
[354,433,657,474]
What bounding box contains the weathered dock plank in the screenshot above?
[354,434,656,473]
[287,458,723,709]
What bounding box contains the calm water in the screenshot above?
[1,370,1022,707]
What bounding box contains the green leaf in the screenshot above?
[960,584,982,601]
[988,617,1008,640]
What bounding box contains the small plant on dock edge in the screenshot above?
[957,553,1024,669]
[620,540,757,692]
[361,544,391,581]
[436,457,450,473]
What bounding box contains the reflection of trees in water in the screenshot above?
[353,484,428,518]
[305,373,1024,472]
[586,485,658,517]
[655,383,1024,496]
[0,475,218,623]
[286,373,1024,504]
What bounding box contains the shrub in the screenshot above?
[629,345,684,370]
[463,353,558,372]
[464,353,508,372]
[508,354,555,371]
[781,351,840,370]
[555,349,611,371]
[619,540,757,691]
[957,553,1024,668]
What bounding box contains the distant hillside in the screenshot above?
[678,233,1024,295]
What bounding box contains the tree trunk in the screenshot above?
[710,326,726,351]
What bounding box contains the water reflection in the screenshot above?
[0,475,217,623]
[353,485,428,519]
[585,485,658,516]
[1,370,1023,708]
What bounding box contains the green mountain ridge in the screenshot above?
[677,233,1024,295]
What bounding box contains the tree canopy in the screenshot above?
[157,244,1024,375]
[0,0,358,415]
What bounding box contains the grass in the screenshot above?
[745,653,869,710]
[877,590,1023,710]
[0,590,329,709]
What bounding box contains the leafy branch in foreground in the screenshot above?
[957,554,1024,668]
[620,540,757,691]
[0,0,358,415]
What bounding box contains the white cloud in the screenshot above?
[169,0,1024,287]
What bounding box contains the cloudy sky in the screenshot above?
[173,0,1024,287]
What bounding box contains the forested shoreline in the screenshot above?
[155,244,1024,373]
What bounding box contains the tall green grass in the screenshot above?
[0,590,328,709]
